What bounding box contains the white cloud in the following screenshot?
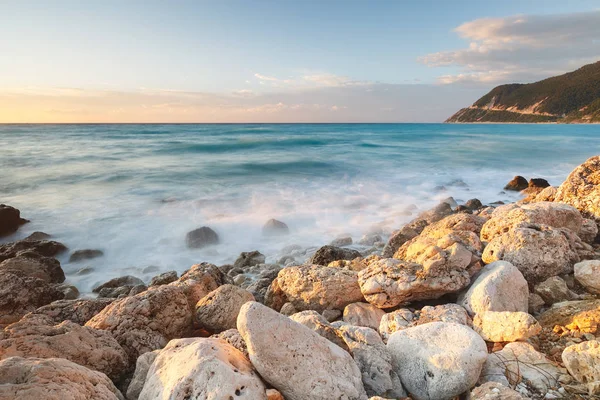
[420,10,600,84]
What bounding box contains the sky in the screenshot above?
[1,0,599,123]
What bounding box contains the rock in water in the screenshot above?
[0,204,28,237]
[0,356,123,400]
[262,219,290,236]
[386,322,488,400]
[555,155,600,220]
[185,226,219,249]
[233,250,266,269]
[195,284,255,333]
[237,301,367,400]
[504,176,528,191]
[138,338,266,400]
[310,245,362,266]
[69,249,104,262]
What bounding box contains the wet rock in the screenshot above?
[214,329,248,359]
[473,311,541,342]
[387,322,488,400]
[0,238,67,261]
[274,265,364,313]
[465,198,483,210]
[457,261,528,316]
[85,285,192,363]
[562,340,600,386]
[529,178,550,189]
[310,245,362,266]
[69,249,104,262]
[0,314,128,381]
[93,276,144,293]
[381,226,419,258]
[538,300,600,333]
[138,338,266,400]
[0,204,28,237]
[330,236,353,247]
[233,250,266,269]
[27,298,114,325]
[169,262,231,307]
[289,310,348,351]
[125,350,158,400]
[0,254,64,283]
[359,234,383,246]
[343,302,385,330]
[24,231,51,241]
[148,270,177,286]
[534,276,574,305]
[0,356,124,400]
[575,260,600,294]
[237,302,366,400]
[504,176,528,191]
[470,382,527,400]
[185,226,219,249]
[555,155,600,220]
[262,219,289,236]
[196,284,254,333]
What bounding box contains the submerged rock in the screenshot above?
[69,249,104,262]
[185,226,219,249]
[233,250,266,269]
[310,245,362,266]
[262,218,289,236]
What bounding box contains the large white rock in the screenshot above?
[343,302,386,330]
[575,260,600,295]
[138,338,266,400]
[473,311,541,342]
[126,350,159,400]
[458,261,528,316]
[386,322,488,400]
[555,155,600,220]
[195,284,254,332]
[562,340,600,384]
[237,301,367,400]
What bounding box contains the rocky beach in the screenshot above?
[2,155,600,399]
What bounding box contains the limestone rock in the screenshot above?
[310,245,362,266]
[289,310,348,351]
[275,265,364,313]
[185,226,219,249]
[195,284,254,332]
[470,382,527,400]
[528,293,545,315]
[0,238,67,260]
[266,389,285,400]
[575,260,600,295]
[214,329,248,359]
[85,285,192,363]
[169,262,232,307]
[138,338,266,400]
[343,302,386,330]
[382,226,418,258]
[420,212,486,238]
[555,155,600,220]
[562,340,600,384]
[148,271,177,286]
[0,314,128,381]
[0,356,123,400]
[505,176,528,191]
[538,300,600,333]
[458,261,528,316]
[125,350,158,400]
[534,276,574,305]
[237,301,367,400]
[580,218,599,243]
[387,322,488,400]
[233,250,266,269]
[0,254,64,283]
[26,298,114,325]
[378,309,415,342]
[473,311,541,342]
[262,219,289,236]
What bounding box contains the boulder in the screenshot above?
[555,155,600,220]
[125,350,158,400]
[267,389,285,400]
[310,245,362,266]
[343,302,385,330]
[562,340,600,385]
[528,293,546,315]
[534,276,574,305]
[274,265,364,313]
[387,322,488,400]
[532,186,558,202]
[262,219,289,236]
[529,178,550,189]
[24,231,51,241]
[458,261,528,316]
[85,285,192,363]
[138,338,266,400]
[185,226,219,249]
[482,224,579,283]
[419,212,486,237]
[378,309,415,342]
[538,300,600,333]
[289,310,348,351]
[26,298,114,325]
[195,284,254,332]
[473,311,541,342]
[330,236,353,247]
[470,382,527,400]
[382,226,419,258]
[0,356,123,400]
[233,250,266,269]
[148,271,177,286]
[0,238,66,261]
[92,275,145,299]
[359,234,383,246]
[337,324,406,398]
[0,254,64,283]
[237,301,367,400]
[504,176,528,191]
[580,218,599,243]
[169,262,232,307]
[575,260,600,294]
[0,314,128,381]
[0,204,28,237]
[213,329,249,359]
[358,257,470,309]
[69,249,103,262]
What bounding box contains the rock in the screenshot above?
[528,293,545,314]
[480,342,565,393]
[27,298,114,325]
[465,198,483,210]
[534,276,574,305]
[169,262,232,307]
[93,275,144,294]
[562,340,600,385]
[458,261,528,316]
[381,226,419,258]
[359,234,383,246]
[538,300,600,333]
[580,218,599,243]
[482,224,579,283]
[310,245,362,266]
[575,260,600,294]
[279,302,297,316]
[470,382,527,400]
[529,178,550,189]
[555,155,600,220]
[69,249,104,262]
[358,257,470,309]
[337,324,406,398]
[264,277,288,311]
[266,389,285,400]
[214,329,248,359]
[419,212,487,239]
[274,265,364,313]
[378,309,415,342]
[125,350,158,400]
[0,314,128,381]
[237,301,367,400]
[441,196,458,209]
[504,176,529,191]
[0,238,67,260]
[331,236,353,247]
[533,186,558,202]
[148,271,177,286]
[24,231,51,241]
[289,310,348,351]
[343,302,385,330]
[185,226,219,249]
[56,284,79,300]
[0,254,64,283]
[262,219,289,236]
[0,356,123,400]
[387,322,488,400]
[473,311,541,342]
[85,285,192,363]
[196,284,254,333]
[0,204,28,237]
[233,250,266,269]
[138,338,266,400]
[323,308,342,322]
[0,271,63,326]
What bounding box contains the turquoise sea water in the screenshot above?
[1,123,600,291]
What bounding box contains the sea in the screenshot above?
[1,123,599,293]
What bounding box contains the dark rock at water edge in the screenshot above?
[0,204,29,237]
[24,231,52,241]
[233,250,265,269]
[0,239,67,261]
[149,271,178,286]
[93,275,145,293]
[465,198,483,210]
[262,219,289,236]
[504,176,528,191]
[0,252,65,283]
[69,249,104,263]
[309,245,361,266]
[186,226,219,249]
[529,178,550,189]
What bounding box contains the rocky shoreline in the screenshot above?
[3,156,600,399]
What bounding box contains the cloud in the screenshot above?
[420,10,600,84]
[252,72,369,89]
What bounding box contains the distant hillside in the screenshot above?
[446,61,600,123]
